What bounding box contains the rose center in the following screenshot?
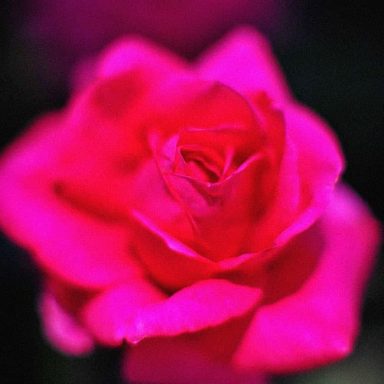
[178,145,230,183]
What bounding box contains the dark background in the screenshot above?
[1,1,383,383]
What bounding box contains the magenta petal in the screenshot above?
[124,339,267,384]
[81,281,165,346]
[233,184,380,373]
[83,279,262,345]
[0,114,142,288]
[132,210,218,290]
[196,27,291,101]
[39,290,94,356]
[252,102,345,253]
[273,103,345,247]
[97,36,185,79]
[124,279,262,343]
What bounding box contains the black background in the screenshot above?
[1,1,383,383]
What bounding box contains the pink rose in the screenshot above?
[0,29,379,383]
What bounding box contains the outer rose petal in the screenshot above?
[272,103,345,246]
[233,184,380,373]
[0,114,142,288]
[39,290,94,356]
[124,338,267,384]
[82,279,262,345]
[196,27,291,102]
[72,35,187,97]
[81,281,166,346]
[251,102,345,252]
[97,37,186,79]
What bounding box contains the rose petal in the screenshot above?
[272,103,345,246]
[39,290,94,356]
[81,281,166,346]
[217,210,321,292]
[246,132,301,251]
[0,114,142,288]
[97,36,186,79]
[46,72,169,229]
[132,210,218,290]
[196,27,291,102]
[72,31,186,90]
[164,154,267,260]
[82,279,262,345]
[247,101,345,254]
[124,337,267,384]
[146,79,261,138]
[233,184,380,373]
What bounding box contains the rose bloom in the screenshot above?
[0,28,379,383]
